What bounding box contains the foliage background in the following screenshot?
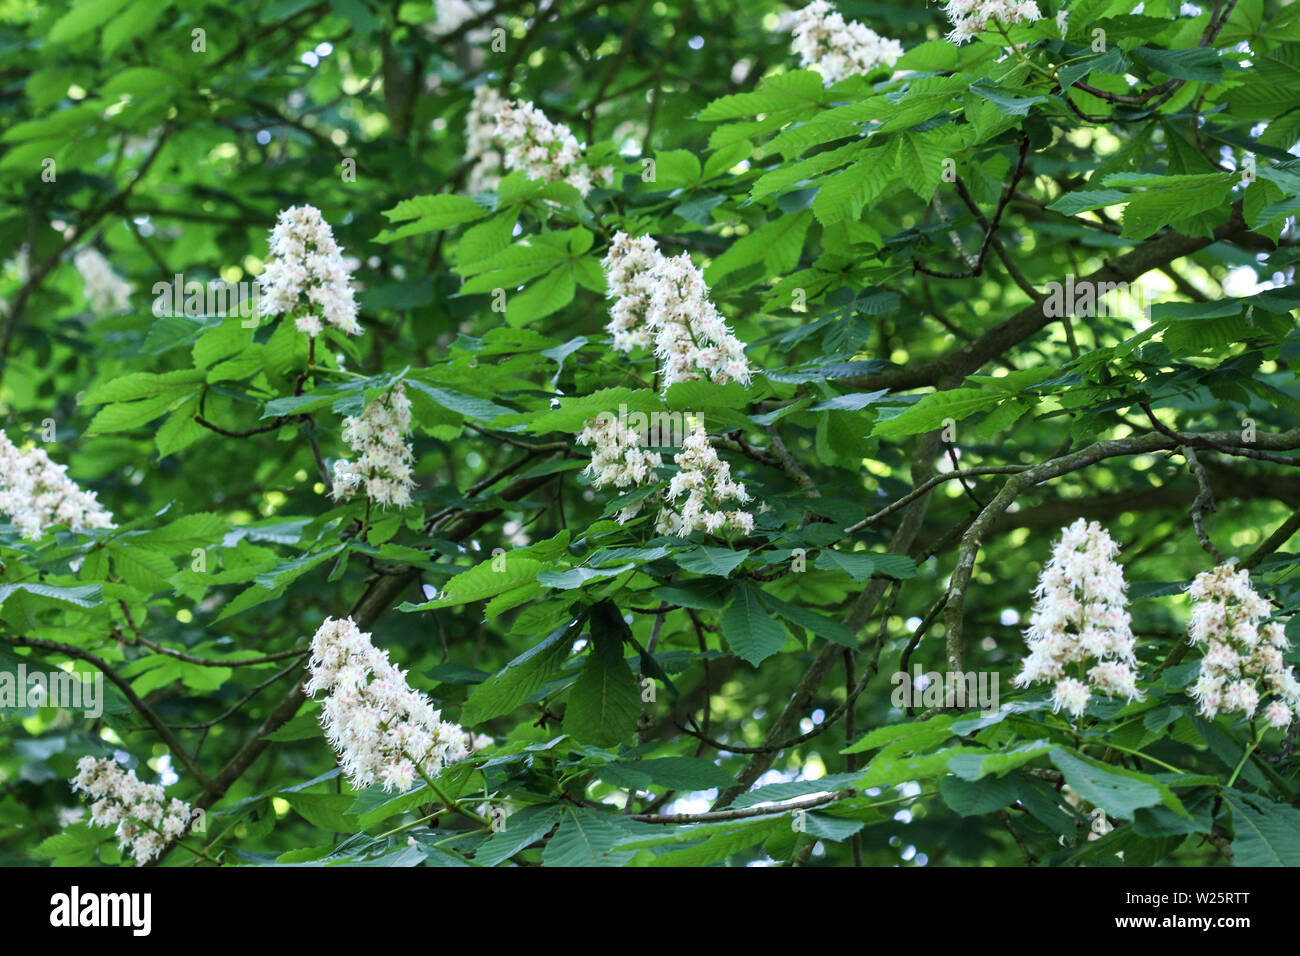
[1,0,1300,867]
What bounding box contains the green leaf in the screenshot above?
[0,583,102,608]
[758,592,856,647]
[563,612,639,747]
[48,0,133,43]
[416,556,543,608]
[1046,189,1128,216]
[81,370,206,405]
[1132,46,1223,83]
[651,149,701,189]
[675,546,749,577]
[815,549,917,582]
[812,152,895,225]
[720,583,790,666]
[872,388,999,438]
[647,818,779,866]
[134,512,227,552]
[599,756,735,791]
[461,621,575,723]
[1049,748,1184,821]
[947,740,1055,780]
[698,70,828,121]
[505,266,575,326]
[541,806,636,866]
[474,805,564,866]
[1223,790,1300,866]
[282,792,361,833]
[375,193,489,242]
[939,775,1021,816]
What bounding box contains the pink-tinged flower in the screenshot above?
[1265,699,1293,730]
[1052,677,1091,718]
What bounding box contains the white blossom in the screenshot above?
[1185,563,1299,725]
[0,431,114,540]
[305,616,471,792]
[331,383,417,509]
[602,232,752,391]
[1013,518,1142,717]
[73,248,133,314]
[657,422,754,537]
[258,205,361,337]
[943,0,1042,45]
[576,415,752,536]
[495,99,615,197]
[790,0,904,86]
[69,757,194,866]
[465,85,506,194]
[576,414,663,524]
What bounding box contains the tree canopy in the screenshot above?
[2,0,1300,869]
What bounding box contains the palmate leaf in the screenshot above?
[0,582,102,608]
[563,602,639,746]
[541,806,636,866]
[812,151,897,225]
[374,193,490,242]
[646,818,780,866]
[1049,748,1188,821]
[474,804,565,866]
[1223,791,1300,866]
[461,620,577,723]
[720,582,789,666]
[1118,174,1235,239]
[698,69,829,122]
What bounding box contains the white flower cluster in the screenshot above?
[1013,519,1142,718]
[331,383,417,509]
[495,99,615,197]
[577,416,662,487]
[465,85,506,194]
[259,205,361,337]
[576,415,663,524]
[602,232,752,391]
[576,416,752,536]
[657,422,754,537]
[1186,564,1299,727]
[943,0,1042,44]
[69,757,194,866]
[306,616,471,792]
[73,248,133,314]
[0,431,114,540]
[790,1,904,86]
